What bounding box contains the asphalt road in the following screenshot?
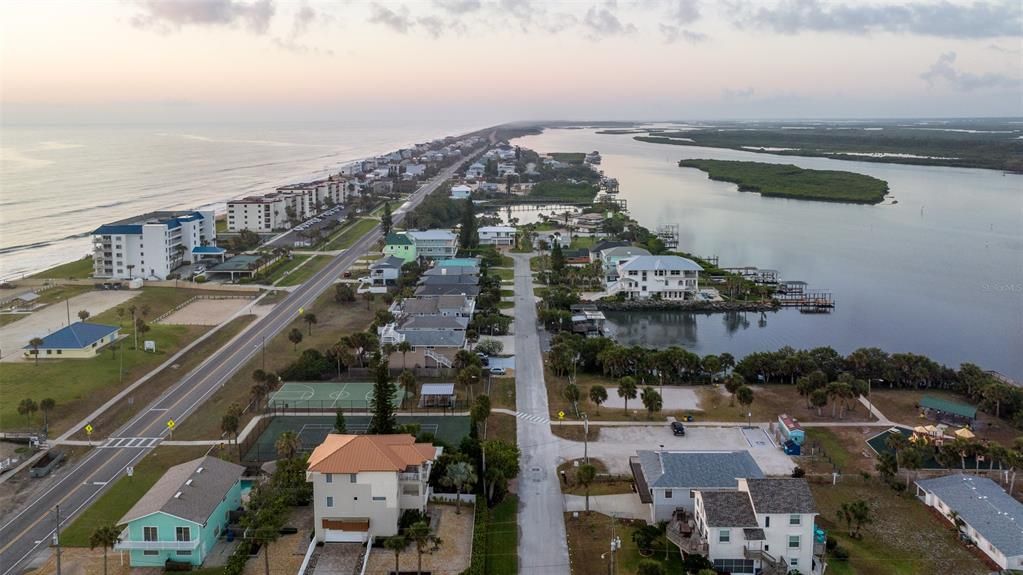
[0,153,475,575]
[512,253,570,574]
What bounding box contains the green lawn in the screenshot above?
[677,159,889,204]
[549,152,586,164]
[569,236,595,249]
[485,495,518,575]
[276,256,332,287]
[323,218,379,251]
[492,268,514,281]
[30,257,94,279]
[500,289,514,298]
[35,284,94,306]
[0,314,27,327]
[528,181,599,202]
[260,255,310,285]
[215,219,228,233]
[805,428,850,470]
[60,446,215,546]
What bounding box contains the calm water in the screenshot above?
[0,121,484,279]
[514,129,1023,379]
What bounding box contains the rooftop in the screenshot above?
[701,491,759,528]
[744,478,817,515]
[420,383,455,396]
[400,295,470,315]
[371,255,405,270]
[414,284,481,298]
[398,315,469,330]
[94,211,207,235]
[210,254,263,272]
[601,246,651,259]
[407,229,457,242]
[25,322,118,350]
[438,258,481,268]
[635,451,764,489]
[920,395,977,419]
[619,255,704,272]
[419,274,479,286]
[385,233,415,246]
[423,266,479,277]
[308,434,437,474]
[401,329,467,347]
[118,456,244,525]
[916,474,1023,556]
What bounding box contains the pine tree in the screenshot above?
[458,199,477,250]
[550,241,565,274]
[381,202,393,236]
[368,355,397,434]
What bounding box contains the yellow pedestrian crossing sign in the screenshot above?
[558,411,565,420]
[298,307,304,315]
[84,424,93,435]
[166,419,176,430]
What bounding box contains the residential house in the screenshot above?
[465,162,485,179]
[437,257,481,269]
[391,295,475,319]
[479,182,501,193]
[92,210,216,280]
[611,255,703,300]
[478,226,516,247]
[915,475,1023,570]
[406,230,458,260]
[600,246,651,282]
[536,229,573,249]
[588,239,629,260]
[359,255,404,294]
[497,162,518,177]
[383,233,417,263]
[673,478,824,575]
[414,284,481,298]
[630,450,764,522]
[571,212,607,235]
[308,434,439,541]
[418,274,479,287]
[449,184,472,200]
[423,265,479,278]
[563,248,591,265]
[22,322,120,359]
[115,456,244,567]
[569,304,606,336]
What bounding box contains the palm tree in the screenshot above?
[17,398,38,425]
[617,377,638,414]
[275,431,301,460]
[397,340,413,369]
[384,535,409,574]
[77,309,90,322]
[589,385,608,414]
[641,387,662,419]
[288,328,303,350]
[303,312,318,335]
[221,404,241,458]
[577,463,597,514]
[89,524,120,575]
[724,374,744,406]
[250,382,268,409]
[39,398,56,431]
[886,433,909,470]
[440,461,477,514]
[406,520,442,575]
[399,370,417,409]
[28,337,44,365]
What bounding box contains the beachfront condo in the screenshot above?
[92,210,216,280]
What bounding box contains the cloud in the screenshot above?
[660,24,707,43]
[418,16,446,37]
[988,43,1022,55]
[432,0,482,12]
[130,0,275,33]
[727,0,1022,39]
[722,86,756,100]
[583,4,637,37]
[920,52,1019,91]
[290,1,317,38]
[368,3,414,33]
[668,0,701,24]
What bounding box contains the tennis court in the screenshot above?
[268,382,404,410]
[242,415,471,462]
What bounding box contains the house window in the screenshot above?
[788,535,800,549]
[789,514,801,525]
[326,496,334,508]
[143,527,158,541]
[664,490,673,499]
[719,529,730,543]
[175,527,190,541]
[325,473,333,483]
[143,550,159,556]
[373,496,386,501]
[765,516,770,527]
[350,474,357,483]
[176,551,192,556]
[790,558,799,567]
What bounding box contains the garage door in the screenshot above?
[324,530,366,543]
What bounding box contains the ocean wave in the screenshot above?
[32,140,85,151]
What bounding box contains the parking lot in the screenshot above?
[555,424,797,476]
[266,205,349,248]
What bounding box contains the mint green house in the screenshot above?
[116,456,245,568]
[383,233,417,263]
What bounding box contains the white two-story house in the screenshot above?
[674,478,824,575]
[611,255,703,300]
[307,434,439,542]
[478,226,516,247]
[406,230,458,260]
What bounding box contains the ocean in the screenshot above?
[0,121,486,280]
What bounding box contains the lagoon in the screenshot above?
[513,128,1023,379]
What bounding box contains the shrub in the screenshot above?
[791,466,806,478]
[832,545,850,561]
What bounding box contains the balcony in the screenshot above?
[115,530,200,551]
[398,471,421,481]
[743,545,777,562]
[666,520,707,555]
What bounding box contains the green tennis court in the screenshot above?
[268,382,404,410]
[242,415,471,462]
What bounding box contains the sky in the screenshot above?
[1,0,1021,124]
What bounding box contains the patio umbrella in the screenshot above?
[954,427,975,439]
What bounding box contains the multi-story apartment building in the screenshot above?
[226,194,289,233]
[307,434,438,542]
[672,478,824,575]
[92,210,216,280]
[405,230,457,260]
[611,255,703,300]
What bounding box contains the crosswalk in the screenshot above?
[97,437,161,449]
[514,412,550,425]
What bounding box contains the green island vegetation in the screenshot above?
[527,180,599,202]
[677,159,889,204]
[627,119,1023,172]
[549,152,586,164]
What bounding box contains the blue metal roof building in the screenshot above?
[23,322,121,359]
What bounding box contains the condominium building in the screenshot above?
[92,211,216,280]
[226,194,290,233]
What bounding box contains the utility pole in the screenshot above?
[54,505,62,575]
[262,335,266,371]
[583,414,589,465]
[65,298,71,326]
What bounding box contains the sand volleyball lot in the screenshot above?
[158,297,252,326]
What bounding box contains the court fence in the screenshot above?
[262,400,467,416]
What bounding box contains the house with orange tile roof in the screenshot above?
[306,434,439,542]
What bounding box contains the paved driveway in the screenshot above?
[555,425,796,476]
[313,543,363,575]
[512,253,570,574]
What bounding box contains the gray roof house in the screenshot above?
[631,451,764,521]
[400,330,467,349]
[396,295,475,318]
[916,474,1023,570]
[119,456,245,525]
[423,265,479,277]
[418,274,479,286]
[398,315,469,331]
[414,284,481,298]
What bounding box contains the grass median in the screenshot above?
[323,218,379,251]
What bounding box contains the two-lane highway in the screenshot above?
[0,150,480,575]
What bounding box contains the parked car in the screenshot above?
[671,421,686,436]
[489,367,506,376]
